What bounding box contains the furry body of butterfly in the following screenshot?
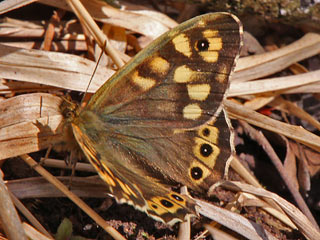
[61,12,243,225]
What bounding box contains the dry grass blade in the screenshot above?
[178,186,191,240]
[242,96,276,110]
[0,93,63,160]
[0,93,61,127]
[239,120,318,229]
[221,181,320,240]
[22,223,53,240]
[0,170,27,240]
[40,158,95,172]
[224,100,320,152]
[7,176,107,199]
[205,224,238,240]
[65,0,124,68]
[40,0,176,38]
[10,192,52,238]
[269,96,320,131]
[0,0,36,14]
[195,198,277,240]
[230,156,298,229]
[0,44,114,93]
[0,17,84,41]
[20,154,126,240]
[229,69,320,97]
[233,33,320,82]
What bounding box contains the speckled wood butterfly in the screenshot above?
[62,12,242,225]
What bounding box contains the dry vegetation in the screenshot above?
[0,0,320,239]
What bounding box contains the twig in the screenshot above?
[20,154,127,240]
[0,170,27,240]
[239,120,319,230]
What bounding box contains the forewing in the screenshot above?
[86,13,242,129]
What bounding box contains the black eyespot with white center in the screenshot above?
[161,199,174,208]
[191,167,203,180]
[200,143,213,157]
[196,39,209,51]
[171,194,183,202]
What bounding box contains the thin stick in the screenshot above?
[0,170,27,240]
[20,154,126,240]
[66,0,124,68]
[239,120,319,230]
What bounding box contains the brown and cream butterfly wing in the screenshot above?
[85,13,242,129]
[71,116,196,224]
[69,12,242,224]
[71,109,231,224]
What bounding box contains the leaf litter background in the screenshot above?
[0,0,320,239]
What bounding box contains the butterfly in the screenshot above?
[61,12,242,225]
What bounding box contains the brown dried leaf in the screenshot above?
[0,93,63,160]
[232,33,320,82]
[225,100,320,152]
[40,0,176,39]
[283,137,299,190]
[221,181,320,240]
[289,142,320,177]
[0,43,114,93]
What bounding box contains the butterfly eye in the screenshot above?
[66,112,72,117]
[196,39,209,51]
[190,167,203,180]
[200,143,213,157]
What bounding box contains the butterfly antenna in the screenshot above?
[81,41,107,106]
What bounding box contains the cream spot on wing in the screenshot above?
[207,37,222,51]
[202,29,219,38]
[149,57,170,75]
[187,84,211,101]
[172,33,192,57]
[132,71,156,90]
[174,65,194,83]
[199,51,219,63]
[183,103,202,120]
[216,65,227,83]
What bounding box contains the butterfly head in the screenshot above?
[60,96,80,123]
[55,97,84,159]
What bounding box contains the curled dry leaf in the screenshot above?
[195,197,278,240]
[0,43,114,93]
[221,181,320,240]
[40,0,176,39]
[7,176,106,199]
[0,93,63,160]
[232,33,320,82]
[289,142,320,177]
[282,137,299,191]
[229,69,320,97]
[225,100,320,152]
